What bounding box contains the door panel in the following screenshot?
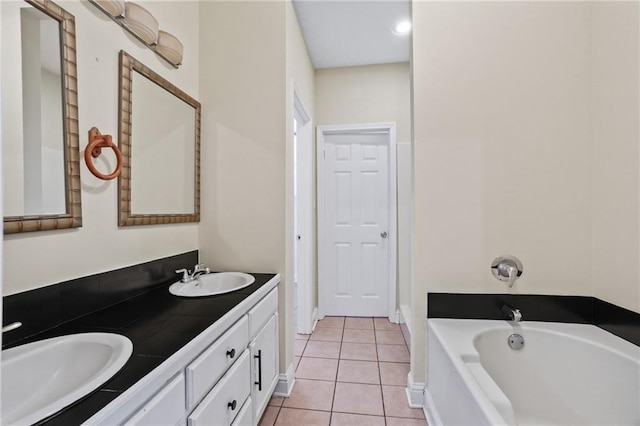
[321,132,390,317]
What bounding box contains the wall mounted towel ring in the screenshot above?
[85,127,123,180]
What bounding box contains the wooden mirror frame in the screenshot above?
[3,0,82,234]
[118,51,201,226]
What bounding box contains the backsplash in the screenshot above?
[3,251,197,347]
[428,293,640,347]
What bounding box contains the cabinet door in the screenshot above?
[249,313,278,422]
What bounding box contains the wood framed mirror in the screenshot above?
[1,0,82,234]
[118,51,201,226]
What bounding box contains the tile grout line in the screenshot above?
[372,318,389,421]
[329,318,345,420]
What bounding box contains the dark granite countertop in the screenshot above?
[19,273,278,425]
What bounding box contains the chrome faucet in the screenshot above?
[176,264,211,283]
[192,264,210,278]
[501,304,522,322]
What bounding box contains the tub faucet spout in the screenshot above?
[501,304,522,322]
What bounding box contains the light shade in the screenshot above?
[94,0,124,17]
[123,2,159,45]
[156,30,183,66]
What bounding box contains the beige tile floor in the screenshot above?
[259,317,427,426]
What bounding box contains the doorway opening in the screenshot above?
[293,91,314,335]
[317,123,397,321]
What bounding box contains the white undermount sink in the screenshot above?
[2,332,133,425]
[169,272,255,297]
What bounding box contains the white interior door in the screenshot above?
[318,124,396,318]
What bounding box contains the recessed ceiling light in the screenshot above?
[392,20,411,35]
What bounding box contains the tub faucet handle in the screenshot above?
[491,255,523,288]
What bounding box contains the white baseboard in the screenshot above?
[311,307,319,331]
[424,388,442,426]
[273,361,296,397]
[405,372,425,408]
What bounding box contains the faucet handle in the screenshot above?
[175,268,191,282]
[491,255,523,288]
[2,322,22,333]
[193,263,205,271]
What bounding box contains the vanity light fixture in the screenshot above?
[88,0,180,68]
[156,30,183,66]
[123,2,159,45]
[392,20,412,35]
[92,0,124,18]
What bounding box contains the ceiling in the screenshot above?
[292,0,411,69]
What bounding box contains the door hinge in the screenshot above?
[323,150,326,159]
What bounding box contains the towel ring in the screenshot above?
[85,127,122,180]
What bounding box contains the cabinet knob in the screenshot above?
[226,348,236,359]
[228,400,237,411]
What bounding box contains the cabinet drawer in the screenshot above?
[248,288,278,339]
[186,316,249,407]
[188,350,250,426]
[125,373,185,426]
[231,397,253,426]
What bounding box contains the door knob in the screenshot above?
[380,231,388,238]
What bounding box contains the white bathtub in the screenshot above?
[426,319,640,426]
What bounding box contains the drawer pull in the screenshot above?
[226,348,236,359]
[228,400,237,411]
[254,350,262,391]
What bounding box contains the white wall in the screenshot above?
[315,63,411,143]
[413,0,640,385]
[591,2,640,313]
[2,0,200,295]
[315,62,411,321]
[198,1,291,373]
[412,1,633,384]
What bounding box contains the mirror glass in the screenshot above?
[118,51,200,226]
[130,71,196,214]
[1,0,82,234]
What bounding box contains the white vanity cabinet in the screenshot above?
[88,280,279,426]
